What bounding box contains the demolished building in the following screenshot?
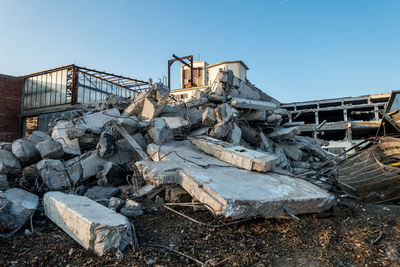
[0,57,394,257]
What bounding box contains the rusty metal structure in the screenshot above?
[167,54,193,89]
[20,64,150,132]
[337,137,400,203]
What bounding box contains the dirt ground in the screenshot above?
[0,197,399,267]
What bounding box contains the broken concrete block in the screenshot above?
[141,97,165,120]
[173,97,208,109]
[36,139,64,159]
[209,121,232,140]
[97,132,115,159]
[189,136,277,172]
[122,91,147,117]
[97,162,127,186]
[185,108,203,126]
[132,133,147,151]
[65,151,108,184]
[120,200,143,217]
[11,139,40,164]
[108,197,124,211]
[37,159,70,190]
[161,116,190,134]
[135,160,182,185]
[151,82,170,102]
[117,117,139,134]
[0,175,9,190]
[267,126,300,141]
[214,103,238,123]
[52,120,81,156]
[0,150,21,174]
[27,131,52,145]
[241,110,267,121]
[143,141,335,219]
[84,186,120,205]
[165,186,192,203]
[43,192,133,256]
[231,97,277,111]
[0,188,38,232]
[77,108,120,134]
[281,143,303,162]
[202,107,217,126]
[148,118,174,145]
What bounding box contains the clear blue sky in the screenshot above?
[0,0,399,103]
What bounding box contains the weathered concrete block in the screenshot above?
[231,97,277,111]
[141,97,165,120]
[77,108,120,134]
[281,143,303,162]
[214,103,238,123]
[43,192,133,256]
[52,120,81,156]
[36,139,64,159]
[27,131,52,145]
[189,136,277,172]
[117,117,139,134]
[12,139,40,163]
[210,121,232,140]
[267,126,300,141]
[0,149,21,174]
[151,82,170,102]
[37,159,70,190]
[122,91,147,117]
[0,188,38,232]
[202,107,217,126]
[161,116,190,134]
[148,118,174,145]
[142,141,335,219]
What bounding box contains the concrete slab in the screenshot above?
[188,136,277,172]
[78,108,120,134]
[231,97,277,111]
[52,120,81,156]
[44,192,133,256]
[138,141,335,219]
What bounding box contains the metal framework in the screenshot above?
[168,54,193,89]
[21,64,150,107]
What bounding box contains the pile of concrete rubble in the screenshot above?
[0,70,337,255]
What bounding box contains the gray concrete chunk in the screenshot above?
[37,159,70,190]
[0,150,21,174]
[27,131,52,145]
[52,120,81,156]
[12,139,40,163]
[0,188,38,232]
[267,126,300,141]
[142,141,335,219]
[148,118,174,145]
[43,192,133,256]
[189,136,277,172]
[231,97,277,111]
[36,139,64,159]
